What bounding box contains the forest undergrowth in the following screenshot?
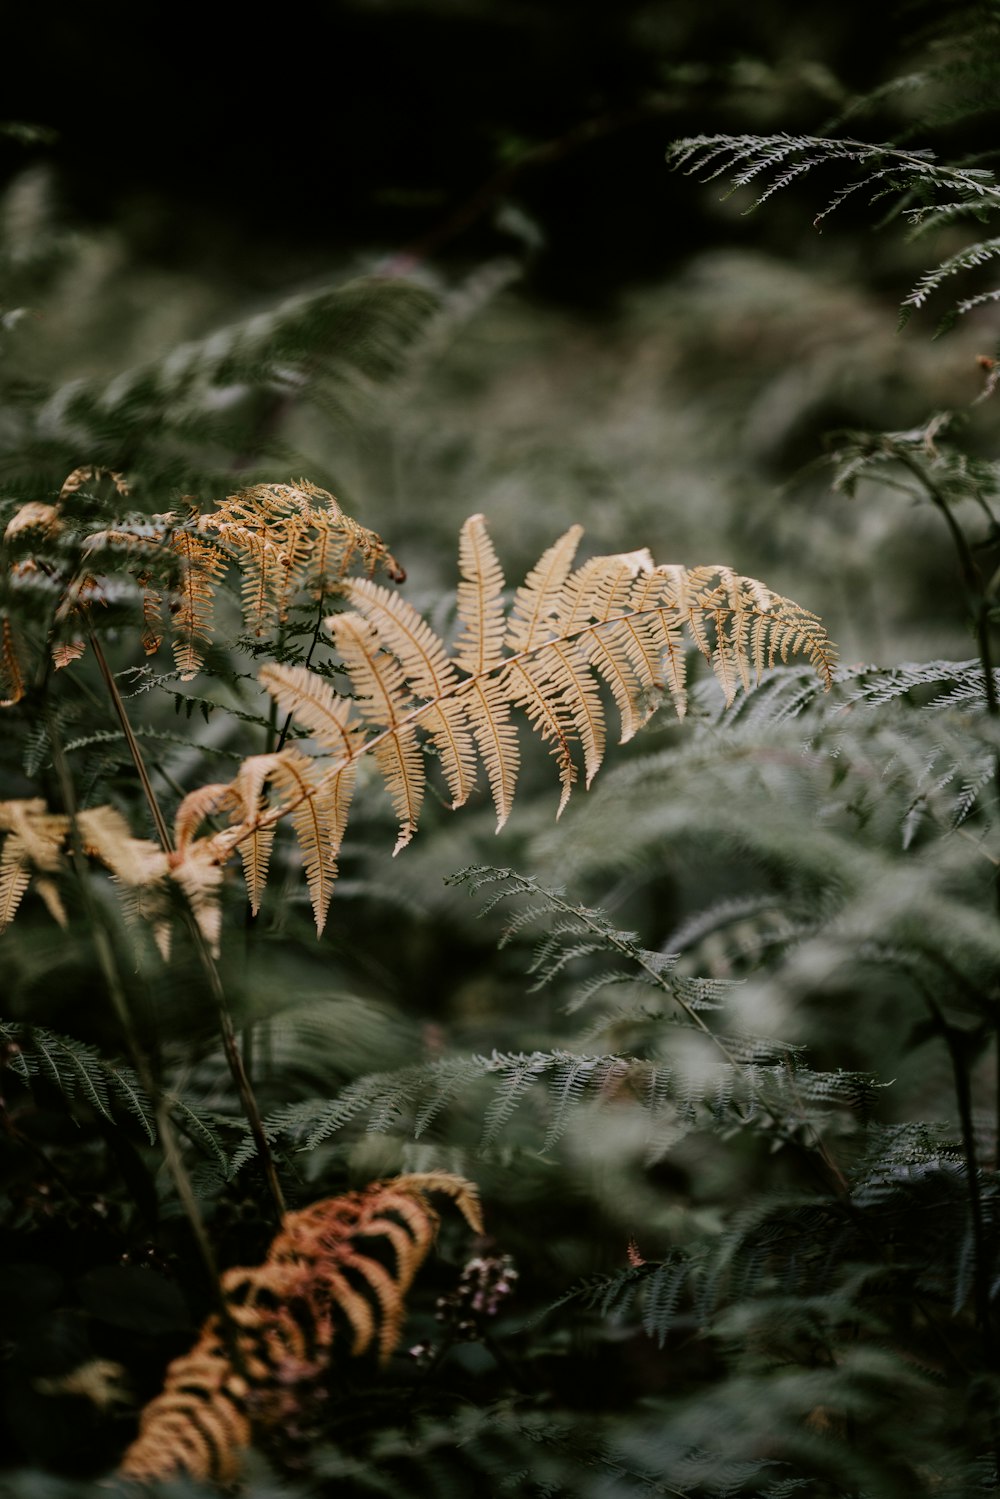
[5,9,1000,1495]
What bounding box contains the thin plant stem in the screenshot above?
[46,709,223,1292]
[892,448,998,716]
[88,631,286,1219]
[925,995,994,1363]
[275,598,326,754]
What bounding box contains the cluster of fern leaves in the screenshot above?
[6,8,1000,1495]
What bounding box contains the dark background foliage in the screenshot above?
[5,2,1000,1495]
[3,0,901,298]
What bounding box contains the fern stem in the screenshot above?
[45,707,223,1295]
[891,449,998,716]
[88,632,175,848]
[927,995,994,1361]
[274,598,326,755]
[88,632,286,1220]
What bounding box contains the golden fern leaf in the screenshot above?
[170,529,229,681]
[238,826,274,916]
[76,806,169,889]
[327,613,425,853]
[568,553,661,740]
[257,663,362,758]
[137,571,165,655]
[0,835,33,931]
[58,465,130,499]
[168,841,225,955]
[173,781,242,854]
[505,524,584,653]
[0,800,69,931]
[0,799,68,868]
[346,577,478,808]
[33,876,68,928]
[226,753,288,914]
[4,501,62,540]
[454,513,508,675]
[205,481,405,631]
[267,748,347,934]
[175,514,835,931]
[51,638,87,670]
[118,1173,482,1485]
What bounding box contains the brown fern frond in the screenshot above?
[215,514,835,926]
[59,465,131,499]
[51,638,87,670]
[77,806,169,890]
[137,572,165,655]
[4,501,63,540]
[168,840,225,955]
[238,826,275,917]
[328,613,425,853]
[454,513,508,675]
[1,477,405,705]
[268,748,346,934]
[0,501,834,941]
[117,1173,482,1485]
[257,663,361,758]
[170,529,229,681]
[0,835,33,930]
[0,617,27,705]
[0,800,68,931]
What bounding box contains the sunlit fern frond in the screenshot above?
[117,1172,482,1485]
[219,513,836,924]
[0,476,404,687]
[0,500,834,938]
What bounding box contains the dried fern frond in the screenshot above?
[214,514,834,924]
[118,1172,482,1485]
[0,475,404,689]
[0,500,834,941]
[0,795,169,936]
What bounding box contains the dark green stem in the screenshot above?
[46,709,223,1291]
[892,448,997,716]
[926,996,993,1361]
[88,632,286,1219]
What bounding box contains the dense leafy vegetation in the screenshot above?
[4,6,1000,1495]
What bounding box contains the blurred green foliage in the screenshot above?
[5,3,1000,1495]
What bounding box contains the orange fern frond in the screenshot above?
[0,617,27,706]
[163,513,836,931]
[117,1173,482,1485]
[0,476,405,700]
[0,492,836,945]
[0,800,69,932]
[170,528,229,681]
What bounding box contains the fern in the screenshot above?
[667,131,1000,327]
[0,500,835,942]
[0,1019,229,1167]
[1,272,438,494]
[192,513,833,929]
[118,1173,482,1484]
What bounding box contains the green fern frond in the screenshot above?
[0,1020,230,1167]
[668,131,1000,326]
[4,277,438,492]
